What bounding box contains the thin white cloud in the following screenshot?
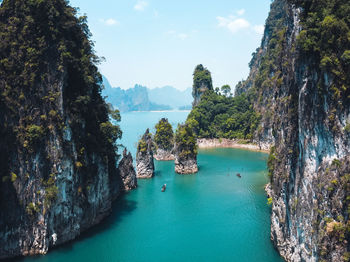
[236,9,245,16]
[217,16,250,33]
[177,33,188,40]
[99,18,120,26]
[217,15,265,36]
[166,30,189,40]
[253,25,265,35]
[134,1,148,11]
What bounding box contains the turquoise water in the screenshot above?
[16,111,283,262]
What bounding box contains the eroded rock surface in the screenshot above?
[136,129,154,178]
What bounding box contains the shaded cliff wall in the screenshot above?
[0,0,126,258]
[238,0,350,261]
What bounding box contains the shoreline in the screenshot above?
[197,138,270,153]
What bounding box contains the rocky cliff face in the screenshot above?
[136,129,155,178]
[153,118,175,161]
[192,64,213,107]
[239,0,350,261]
[0,0,134,259]
[174,124,198,174]
[154,148,174,161]
[118,149,137,191]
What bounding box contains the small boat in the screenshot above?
[236,173,241,178]
[161,184,167,192]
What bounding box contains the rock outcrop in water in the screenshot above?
[136,129,155,178]
[174,124,198,174]
[0,0,135,259]
[118,149,137,191]
[236,0,350,261]
[192,64,213,107]
[153,118,175,161]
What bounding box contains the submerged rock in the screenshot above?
[118,149,137,191]
[136,129,154,178]
[153,118,175,161]
[174,124,198,174]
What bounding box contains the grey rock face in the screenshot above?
[153,148,175,161]
[174,158,198,174]
[243,0,350,261]
[0,73,123,259]
[136,129,155,178]
[118,149,137,191]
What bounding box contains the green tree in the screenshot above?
[221,85,231,97]
[175,123,197,159]
[154,118,174,151]
[186,90,260,140]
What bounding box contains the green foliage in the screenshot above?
[26,202,39,216]
[186,90,260,140]
[43,174,58,209]
[345,123,350,133]
[221,85,231,97]
[267,146,276,180]
[154,118,174,150]
[24,124,45,149]
[109,107,121,122]
[0,0,122,164]
[193,64,213,91]
[290,0,350,106]
[10,172,17,182]
[175,124,197,159]
[192,64,213,105]
[137,129,152,154]
[137,139,147,153]
[332,158,341,168]
[267,197,273,205]
[100,121,122,146]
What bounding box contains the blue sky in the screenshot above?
[69,0,272,90]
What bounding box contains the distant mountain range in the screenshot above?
[148,86,192,109]
[102,76,192,112]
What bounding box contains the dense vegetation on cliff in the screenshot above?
[0,0,124,257]
[187,64,260,140]
[0,0,121,159]
[234,0,350,260]
[192,64,213,107]
[137,128,153,154]
[290,0,350,108]
[186,90,260,140]
[174,124,197,159]
[154,118,174,150]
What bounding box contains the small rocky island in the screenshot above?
[136,129,155,178]
[118,149,137,191]
[153,118,175,161]
[174,124,198,174]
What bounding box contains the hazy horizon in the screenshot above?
[69,0,271,91]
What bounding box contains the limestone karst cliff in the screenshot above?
[153,118,175,161]
[0,0,135,259]
[192,64,213,107]
[118,149,137,191]
[136,129,155,178]
[237,0,350,261]
[174,124,198,174]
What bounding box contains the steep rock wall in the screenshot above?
[0,0,134,259]
[239,0,350,261]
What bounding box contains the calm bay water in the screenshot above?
[16,111,283,262]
